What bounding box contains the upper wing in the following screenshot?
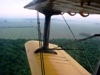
[24,0,100,15]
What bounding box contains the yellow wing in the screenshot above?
[25,40,91,75]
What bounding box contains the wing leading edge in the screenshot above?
[24,0,100,15]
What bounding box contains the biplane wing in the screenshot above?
[24,0,100,75]
[24,0,100,14]
[25,41,91,75]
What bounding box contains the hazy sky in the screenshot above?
[0,0,38,18]
[0,0,100,22]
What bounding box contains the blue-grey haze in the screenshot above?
[0,19,100,39]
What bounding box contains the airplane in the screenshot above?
[24,0,100,75]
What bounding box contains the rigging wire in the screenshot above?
[50,34,100,52]
[52,34,99,48]
[37,11,45,75]
[61,14,79,60]
[61,14,95,74]
[37,11,42,47]
[61,14,77,40]
[82,50,95,74]
[95,60,100,75]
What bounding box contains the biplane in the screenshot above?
[24,0,100,75]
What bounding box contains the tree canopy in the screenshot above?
[0,38,100,74]
[0,39,31,75]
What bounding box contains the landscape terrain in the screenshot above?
[0,18,100,75]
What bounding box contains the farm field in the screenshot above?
[0,28,38,39]
[0,18,100,40]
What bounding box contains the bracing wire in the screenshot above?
[37,11,42,47]
[37,11,45,75]
[83,50,95,74]
[61,14,95,74]
[51,34,100,49]
[95,60,100,75]
[61,14,77,40]
[61,14,79,60]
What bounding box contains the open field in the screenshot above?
[0,19,100,40]
[0,28,38,39]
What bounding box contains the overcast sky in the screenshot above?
[0,0,100,23]
[0,0,38,18]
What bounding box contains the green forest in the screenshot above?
[0,39,31,75]
[0,38,100,75]
[50,38,100,74]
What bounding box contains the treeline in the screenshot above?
[0,39,31,75]
[50,38,100,74]
[0,38,100,74]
